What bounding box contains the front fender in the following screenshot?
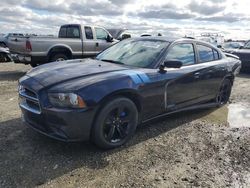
[79,75,142,107]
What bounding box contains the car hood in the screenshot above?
[26,58,128,88]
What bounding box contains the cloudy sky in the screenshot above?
[0,0,250,39]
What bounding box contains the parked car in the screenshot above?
[0,47,12,62]
[9,24,117,67]
[229,40,250,72]
[18,37,241,149]
[222,41,245,52]
[0,33,24,48]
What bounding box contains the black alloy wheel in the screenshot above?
[92,97,138,149]
[217,79,232,105]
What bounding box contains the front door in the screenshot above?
[94,27,113,53]
[165,43,202,111]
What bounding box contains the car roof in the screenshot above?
[132,36,214,45]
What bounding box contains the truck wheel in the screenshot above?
[50,53,68,62]
[92,97,138,149]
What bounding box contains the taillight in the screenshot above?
[26,40,32,52]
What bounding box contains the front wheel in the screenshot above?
[92,97,138,149]
[216,79,232,106]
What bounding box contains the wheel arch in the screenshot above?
[47,45,73,61]
[98,89,143,113]
[224,73,235,85]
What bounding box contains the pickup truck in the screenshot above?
[9,24,117,67]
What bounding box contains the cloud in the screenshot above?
[188,1,226,15]
[0,0,249,39]
[197,13,247,23]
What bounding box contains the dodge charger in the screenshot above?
[18,37,241,149]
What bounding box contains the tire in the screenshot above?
[50,53,68,62]
[92,97,138,149]
[216,79,232,106]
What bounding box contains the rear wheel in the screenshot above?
[216,79,232,106]
[92,97,138,149]
[50,53,68,62]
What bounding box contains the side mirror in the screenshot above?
[159,60,182,72]
[106,35,113,42]
[239,46,244,49]
[217,45,222,48]
[164,60,183,68]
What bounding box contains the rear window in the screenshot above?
[59,27,67,38]
[59,26,80,39]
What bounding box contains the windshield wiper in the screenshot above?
[100,59,124,65]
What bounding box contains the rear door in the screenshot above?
[82,26,98,57]
[94,27,113,53]
[195,43,227,100]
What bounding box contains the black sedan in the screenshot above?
[229,40,250,72]
[18,37,241,149]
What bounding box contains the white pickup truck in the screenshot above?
[9,24,117,67]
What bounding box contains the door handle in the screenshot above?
[194,72,200,79]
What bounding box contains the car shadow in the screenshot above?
[0,71,26,81]
[0,107,216,187]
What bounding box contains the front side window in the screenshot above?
[197,45,215,63]
[95,28,108,40]
[85,26,93,39]
[166,43,195,66]
[96,39,168,68]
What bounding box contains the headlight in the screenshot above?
[48,93,86,109]
[18,85,25,93]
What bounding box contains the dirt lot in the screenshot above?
[0,62,249,188]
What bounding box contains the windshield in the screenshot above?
[96,39,168,68]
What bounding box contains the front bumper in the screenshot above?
[20,105,97,142]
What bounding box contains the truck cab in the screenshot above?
[58,24,116,57]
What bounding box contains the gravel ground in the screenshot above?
[0,62,249,188]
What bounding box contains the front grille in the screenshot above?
[19,86,41,114]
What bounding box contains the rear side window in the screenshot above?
[197,45,215,63]
[59,26,80,38]
[166,43,195,66]
[213,49,219,60]
[85,26,93,39]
